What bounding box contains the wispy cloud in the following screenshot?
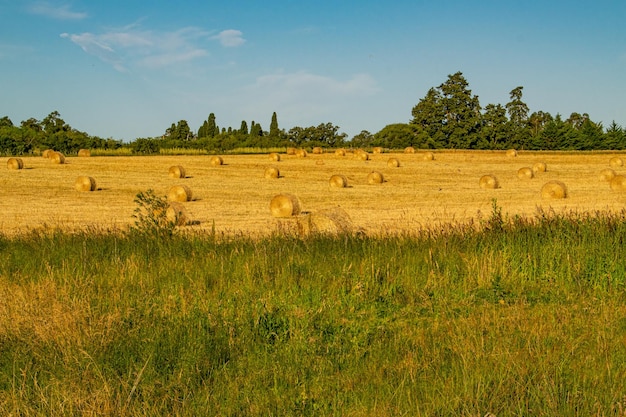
[212,29,246,47]
[28,1,87,20]
[60,24,220,72]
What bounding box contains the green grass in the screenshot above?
[2,208,626,416]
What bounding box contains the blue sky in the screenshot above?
[1,1,625,141]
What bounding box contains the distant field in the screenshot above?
[2,149,626,236]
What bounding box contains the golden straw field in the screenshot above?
[2,149,626,236]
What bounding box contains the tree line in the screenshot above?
[1,71,625,155]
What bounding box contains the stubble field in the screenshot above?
[2,149,626,236]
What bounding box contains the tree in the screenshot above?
[240,120,249,135]
[207,113,217,137]
[350,130,374,148]
[372,124,419,149]
[42,111,68,134]
[411,72,481,148]
[287,123,347,147]
[269,112,279,137]
[505,86,531,148]
[478,104,511,149]
[0,116,13,128]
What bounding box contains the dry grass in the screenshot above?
[2,151,626,236]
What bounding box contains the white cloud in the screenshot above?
[29,1,87,20]
[212,29,245,47]
[60,25,216,71]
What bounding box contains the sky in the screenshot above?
[1,1,625,141]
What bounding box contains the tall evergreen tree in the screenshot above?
[207,113,217,137]
[240,120,248,135]
[269,112,279,137]
[505,86,531,148]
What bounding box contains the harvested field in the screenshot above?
[2,150,626,236]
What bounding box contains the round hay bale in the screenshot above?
[270,194,301,218]
[329,174,348,188]
[296,207,355,236]
[50,151,65,164]
[42,149,54,158]
[74,176,97,192]
[268,152,281,162]
[312,147,323,154]
[422,151,435,161]
[168,165,186,179]
[372,146,383,154]
[286,147,297,155]
[264,166,280,179]
[541,181,567,199]
[479,174,499,189]
[210,156,224,166]
[7,157,24,170]
[387,157,400,168]
[532,162,547,173]
[610,175,626,191]
[166,202,190,226]
[315,159,325,166]
[295,148,308,158]
[335,148,346,156]
[506,149,518,158]
[168,185,192,202]
[610,157,624,168]
[517,167,534,179]
[600,168,616,182]
[404,146,415,154]
[367,171,384,184]
[355,150,369,161]
[77,149,91,157]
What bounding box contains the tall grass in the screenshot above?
[1,208,626,416]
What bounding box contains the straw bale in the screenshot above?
[312,147,323,154]
[74,176,97,192]
[404,146,415,154]
[286,147,297,155]
[168,185,193,202]
[372,147,383,154]
[541,181,567,199]
[367,171,384,184]
[600,168,616,182]
[270,193,301,218]
[77,149,91,157]
[479,174,499,189]
[168,165,186,178]
[296,207,355,236]
[387,157,400,168]
[610,175,626,191]
[269,152,281,162]
[329,174,348,188]
[506,149,518,157]
[335,148,346,156]
[517,167,534,179]
[50,151,65,164]
[422,151,435,161]
[264,166,280,179]
[7,157,24,170]
[532,162,547,173]
[166,202,190,226]
[295,148,308,158]
[610,157,623,168]
[210,156,224,166]
[42,149,54,158]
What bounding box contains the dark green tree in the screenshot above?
[240,120,248,135]
[411,72,481,148]
[372,124,419,149]
[505,86,531,148]
[350,130,375,148]
[478,104,511,149]
[269,112,279,137]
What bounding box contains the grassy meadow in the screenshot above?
[2,149,626,415]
